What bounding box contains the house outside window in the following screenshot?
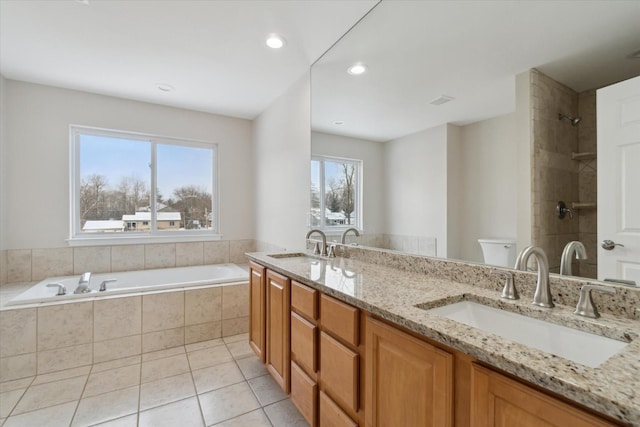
[70,126,218,242]
[310,155,362,230]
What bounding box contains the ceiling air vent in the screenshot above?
[429,95,455,106]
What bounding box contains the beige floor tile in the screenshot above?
[91,356,141,374]
[0,377,33,393]
[91,413,138,426]
[235,356,268,380]
[0,388,25,418]
[264,399,309,427]
[83,364,141,398]
[226,340,254,360]
[12,375,85,415]
[191,361,244,394]
[138,397,204,427]
[2,400,77,427]
[141,345,185,362]
[139,372,195,411]
[222,333,248,344]
[32,365,91,385]
[213,409,271,427]
[71,385,139,426]
[248,374,288,406]
[198,382,260,426]
[187,345,233,370]
[184,338,224,353]
[141,353,190,383]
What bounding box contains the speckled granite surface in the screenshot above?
[247,250,640,425]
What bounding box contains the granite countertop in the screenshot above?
[247,251,640,425]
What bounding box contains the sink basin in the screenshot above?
[267,252,308,259]
[426,301,629,368]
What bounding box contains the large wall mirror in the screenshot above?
[310,1,640,283]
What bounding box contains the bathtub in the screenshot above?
[7,263,248,306]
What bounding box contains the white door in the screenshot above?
[597,76,640,285]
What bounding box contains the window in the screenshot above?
[71,126,217,241]
[310,155,361,229]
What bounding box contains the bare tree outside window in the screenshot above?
[310,156,361,229]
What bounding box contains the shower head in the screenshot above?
[558,113,581,126]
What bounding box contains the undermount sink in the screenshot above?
[425,300,629,368]
[267,252,308,259]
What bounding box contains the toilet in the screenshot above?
[478,238,517,267]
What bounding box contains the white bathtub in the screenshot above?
[7,264,248,306]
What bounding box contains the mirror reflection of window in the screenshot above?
[311,155,362,230]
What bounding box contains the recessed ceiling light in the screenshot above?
[429,95,455,106]
[156,83,174,92]
[266,34,286,49]
[75,0,90,4]
[347,63,367,75]
[334,121,344,125]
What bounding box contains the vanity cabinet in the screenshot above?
[266,269,291,393]
[248,262,266,362]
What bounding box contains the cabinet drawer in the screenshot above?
[291,311,318,376]
[320,294,359,347]
[292,281,318,321]
[319,391,358,427]
[291,361,318,427]
[320,331,359,414]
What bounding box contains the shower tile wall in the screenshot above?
[531,69,580,274]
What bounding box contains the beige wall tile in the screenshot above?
[221,317,248,337]
[0,250,7,286]
[38,302,93,351]
[31,248,73,281]
[7,250,31,283]
[94,335,142,364]
[185,287,221,325]
[37,343,92,375]
[185,322,222,345]
[142,292,184,333]
[31,365,91,386]
[142,328,184,353]
[204,241,230,264]
[111,245,145,272]
[229,240,255,264]
[74,246,111,275]
[222,284,248,320]
[0,353,36,382]
[94,296,141,341]
[83,364,141,398]
[144,244,176,269]
[0,308,37,358]
[176,242,204,267]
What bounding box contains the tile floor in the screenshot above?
[0,333,309,427]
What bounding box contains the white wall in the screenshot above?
[253,74,311,251]
[516,71,532,252]
[0,76,7,251]
[3,80,254,249]
[446,124,463,260]
[457,113,518,263]
[311,131,384,235]
[383,124,448,256]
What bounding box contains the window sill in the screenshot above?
[67,233,223,247]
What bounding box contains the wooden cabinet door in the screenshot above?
[365,316,453,427]
[470,364,618,427]
[291,311,317,376]
[291,361,318,427]
[249,262,266,362]
[319,391,358,427]
[320,331,359,416]
[266,269,291,393]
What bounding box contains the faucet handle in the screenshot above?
[328,245,336,258]
[99,279,117,292]
[491,269,518,300]
[47,283,67,296]
[574,284,615,318]
[312,242,321,255]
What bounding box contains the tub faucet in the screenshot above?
[74,272,92,294]
[306,229,327,256]
[560,241,587,276]
[341,227,360,244]
[515,246,553,308]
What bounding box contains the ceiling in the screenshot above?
[0,0,377,119]
[311,1,640,141]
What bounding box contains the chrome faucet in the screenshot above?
[559,241,587,276]
[306,229,328,256]
[341,227,360,244]
[515,246,553,308]
[74,272,92,294]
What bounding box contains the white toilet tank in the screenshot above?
[478,238,517,267]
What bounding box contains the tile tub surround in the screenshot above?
[246,250,640,425]
[0,283,249,383]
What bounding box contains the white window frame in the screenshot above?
[69,125,220,246]
[311,154,363,232]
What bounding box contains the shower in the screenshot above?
[558,113,581,126]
